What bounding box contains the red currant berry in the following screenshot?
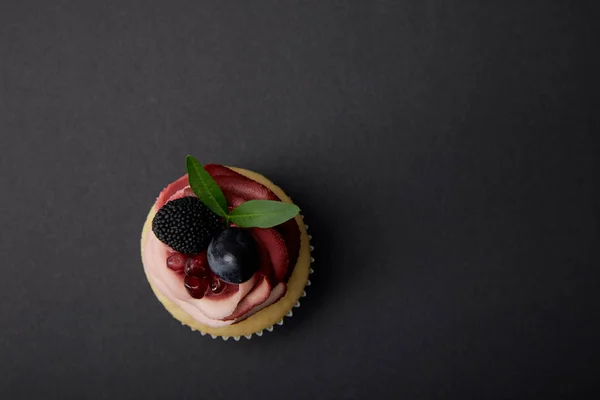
[185,253,210,278]
[166,253,187,273]
[209,275,225,295]
[184,275,208,299]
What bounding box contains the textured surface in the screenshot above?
[0,1,598,399]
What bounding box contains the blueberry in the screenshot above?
[207,228,260,284]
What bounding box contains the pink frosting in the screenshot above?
[142,175,288,328]
[142,228,266,327]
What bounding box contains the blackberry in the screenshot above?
[152,197,223,254]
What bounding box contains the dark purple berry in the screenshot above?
[207,228,260,284]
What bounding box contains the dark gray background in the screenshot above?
[1,1,598,399]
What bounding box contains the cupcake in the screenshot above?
[140,156,312,339]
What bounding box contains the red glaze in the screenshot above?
[275,219,300,278]
[251,228,289,283]
[204,164,244,178]
[226,195,247,211]
[254,235,274,282]
[213,175,280,201]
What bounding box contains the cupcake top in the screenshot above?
[142,156,301,328]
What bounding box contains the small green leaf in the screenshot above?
[186,155,229,218]
[229,200,300,228]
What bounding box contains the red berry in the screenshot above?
[184,275,208,299]
[185,253,210,278]
[209,275,225,294]
[166,253,187,273]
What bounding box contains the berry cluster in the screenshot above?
[166,252,234,299]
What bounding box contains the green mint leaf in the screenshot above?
[228,200,300,228]
[186,155,229,218]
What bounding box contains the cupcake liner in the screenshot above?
[199,214,314,341]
